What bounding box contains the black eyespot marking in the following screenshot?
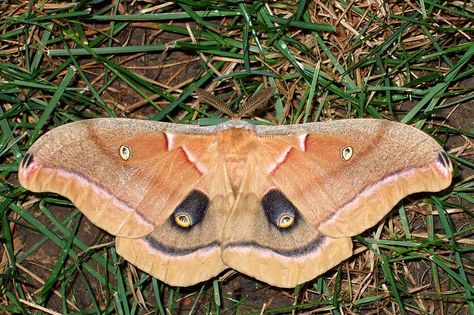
[437,151,451,170]
[22,153,34,168]
[172,190,209,229]
[262,189,299,230]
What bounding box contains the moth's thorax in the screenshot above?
[217,128,258,193]
[168,126,260,194]
[216,127,258,154]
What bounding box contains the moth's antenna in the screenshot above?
[238,87,275,116]
[195,88,235,117]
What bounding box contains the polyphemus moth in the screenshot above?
[18,118,452,288]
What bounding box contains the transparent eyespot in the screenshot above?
[341,146,353,161]
[278,214,295,229]
[119,145,131,161]
[175,213,192,228]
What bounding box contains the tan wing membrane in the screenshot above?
[255,120,452,238]
[19,119,206,237]
[20,118,453,288]
[222,166,352,287]
[116,167,232,286]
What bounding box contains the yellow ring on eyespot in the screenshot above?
[341,146,353,161]
[175,213,192,228]
[278,214,295,228]
[119,145,131,161]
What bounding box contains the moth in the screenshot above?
[18,115,452,287]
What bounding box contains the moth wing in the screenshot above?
[116,164,232,286]
[221,163,352,288]
[256,119,452,238]
[222,119,452,287]
[19,118,212,238]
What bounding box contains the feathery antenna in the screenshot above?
[195,89,235,116]
[196,87,275,118]
[238,87,275,116]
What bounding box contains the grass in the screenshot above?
[1,1,473,314]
